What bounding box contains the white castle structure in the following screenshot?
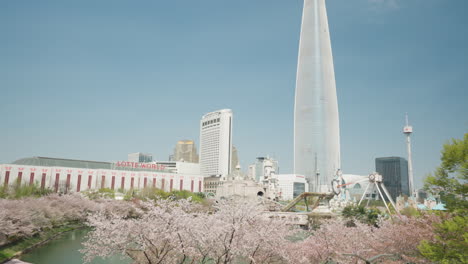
[294,0,340,192]
[199,109,233,178]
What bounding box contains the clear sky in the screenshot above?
[1,0,467,189]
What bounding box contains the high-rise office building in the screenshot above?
[375,157,410,201]
[173,140,199,163]
[128,152,153,163]
[294,0,341,192]
[199,109,233,177]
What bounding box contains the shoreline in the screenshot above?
[0,223,86,264]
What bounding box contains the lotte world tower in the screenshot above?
[294,0,340,192]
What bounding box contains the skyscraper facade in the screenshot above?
[173,140,199,163]
[375,157,410,201]
[199,109,233,177]
[128,152,153,163]
[294,0,341,192]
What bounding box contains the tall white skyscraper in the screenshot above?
[294,0,341,192]
[199,109,233,177]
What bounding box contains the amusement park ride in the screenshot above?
[332,171,399,215]
[275,170,400,225]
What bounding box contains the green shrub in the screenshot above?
[341,205,382,226]
[400,206,421,217]
[170,190,204,203]
[120,187,206,203]
[0,185,7,198]
[83,188,115,200]
[0,183,53,199]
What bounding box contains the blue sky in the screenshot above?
[1,0,467,189]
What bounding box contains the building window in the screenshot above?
[144,177,147,188]
[66,174,71,193]
[101,176,106,189]
[170,179,173,191]
[191,180,194,192]
[121,177,125,190]
[131,178,134,189]
[199,181,202,192]
[111,176,115,190]
[88,175,92,189]
[180,179,183,191]
[55,173,60,192]
[77,175,82,192]
[41,173,46,189]
[293,182,305,198]
[4,171,10,186]
[153,178,156,188]
[17,172,23,185]
[29,172,35,185]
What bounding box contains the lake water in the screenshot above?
[20,229,131,264]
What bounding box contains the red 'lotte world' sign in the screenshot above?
[115,161,165,171]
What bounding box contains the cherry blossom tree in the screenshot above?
[0,194,135,246]
[82,199,295,264]
[284,214,440,263]
[1,193,441,263]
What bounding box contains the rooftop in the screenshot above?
[12,156,164,172]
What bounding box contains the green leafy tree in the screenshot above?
[424,133,468,212]
[418,215,468,263]
[420,133,468,263]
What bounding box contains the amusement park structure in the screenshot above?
[273,171,400,226]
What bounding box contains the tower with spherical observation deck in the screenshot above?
[403,113,414,197]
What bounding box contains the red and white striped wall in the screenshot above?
[0,164,204,193]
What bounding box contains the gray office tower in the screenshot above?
[294,0,341,192]
[375,157,410,201]
[128,152,153,163]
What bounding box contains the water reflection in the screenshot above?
[21,229,130,264]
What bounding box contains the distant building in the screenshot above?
[249,156,279,183]
[248,164,256,179]
[199,109,233,177]
[375,157,410,201]
[173,140,199,163]
[152,161,200,176]
[0,156,204,193]
[417,189,428,203]
[277,174,308,201]
[203,176,223,196]
[208,166,269,201]
[128,152,153,163]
